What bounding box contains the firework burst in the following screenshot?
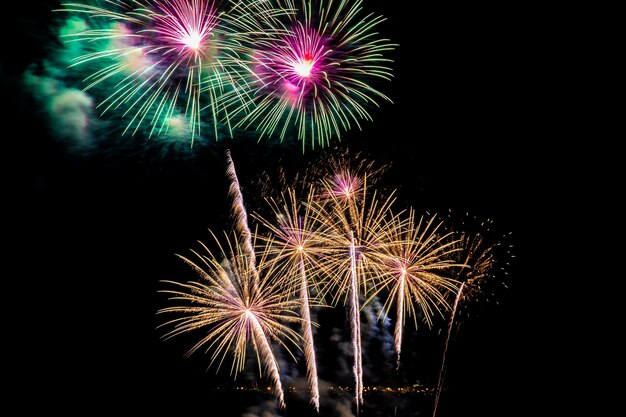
[441,214,515,319]
[158,230,303,410]
[312,148,389,206]
[365,209,462,369]
[158,149,305,409]
[252,186,329,411]
[222,0,397,150]
[307,158,400,414]
[57,0,285,144]
[432,214,514,417]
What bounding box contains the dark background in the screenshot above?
[7,1,550,415]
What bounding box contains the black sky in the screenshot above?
[7,1,548,416]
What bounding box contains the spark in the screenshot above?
[431,214,515,417]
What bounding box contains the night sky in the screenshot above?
[8,1,546,416]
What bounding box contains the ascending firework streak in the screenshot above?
[56,0,285,143]
[431,222,513,417]
[222,0,397,150]
[311,160,400,414]
[366,209,461,369]
[253,187,329,412]
[158,231,303,409]
[432,281,464,417]
[225,149,259,288]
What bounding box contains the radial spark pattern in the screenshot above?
[57,0,285,143]
[223,0,396,150]
[366,209,462,367]
[158,231,303,409]
[253,187,330,411]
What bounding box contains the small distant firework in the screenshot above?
[312,148,389,205]
[223,0,397,150]
[443,215,514,320]
[432,214,514,417]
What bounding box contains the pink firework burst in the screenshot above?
[225,0,397,150]
[256,22,330,104]
[312,148,389,205]
[150,0,219,62]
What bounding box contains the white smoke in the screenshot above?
[22,68,97,153]
[333,398,356,417]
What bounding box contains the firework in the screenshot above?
[222,0,397,150]
[253,186,329,411]
[56,0,285,144]
[312,147,389,205]
[431,216,514,417]
[308,162,400,414]
[365,209,462,369]
[158,230,303,410]
[158,149,305,409]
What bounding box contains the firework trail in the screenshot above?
[432,282,464,417]
[222,0,397,150]
[365,209,462,369]
[225,149,259,287]
[431,219,514,417]
[348,229,364,412]
[253,187,328,411]
[56,0,284,144]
